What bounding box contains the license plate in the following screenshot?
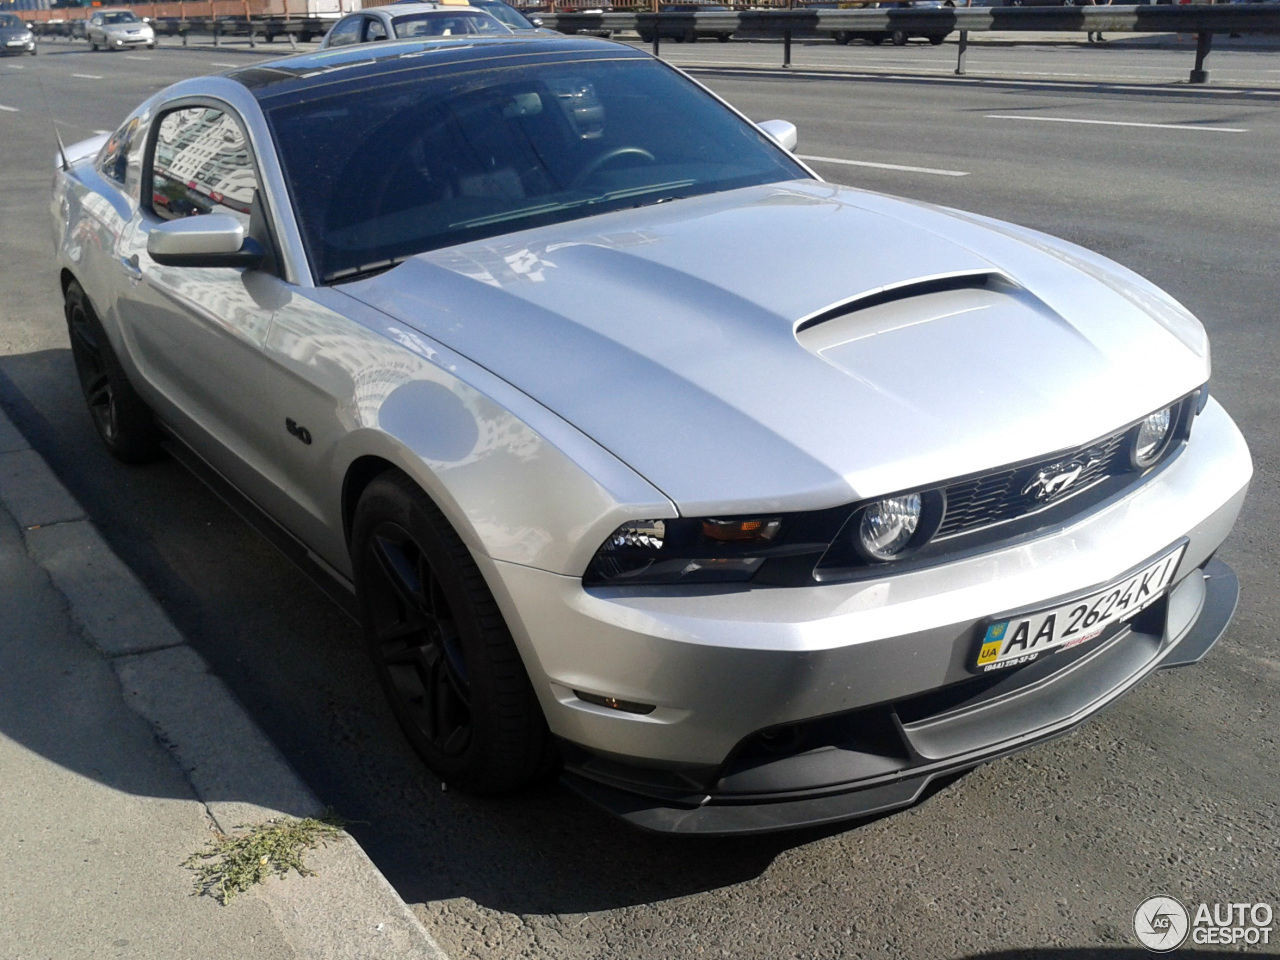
[974,544,1186,673]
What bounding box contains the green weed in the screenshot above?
[184,814,345,904]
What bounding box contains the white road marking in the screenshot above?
[0,104,18,113]
[986,114,1247,133]
[208,61,239,67]
[6,63,24,70]
[124,55,151,61]
[798,154,969,177]
[94,129,110,135]
[72,73,104,80]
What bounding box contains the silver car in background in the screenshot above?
[86,9,156,51]
[0,13,37,56]
[50,37,1251,835]
[320,2,512,46]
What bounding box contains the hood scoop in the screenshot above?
[796,272,1003,335]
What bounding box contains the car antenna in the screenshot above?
[35,74,71,171]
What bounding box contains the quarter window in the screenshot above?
[98,117,140,185]
[326,16,362,47]
[149,106,259,228]
[363,16,388,41]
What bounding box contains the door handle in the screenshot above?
[120,254,142,281]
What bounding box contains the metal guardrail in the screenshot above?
[27,4,1280,82]
[543,5,1280,82]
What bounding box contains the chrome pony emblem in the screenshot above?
[1022,449,1106,503]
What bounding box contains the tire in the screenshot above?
[833,30,850,44]
[891,29,908,45]
[928,33,945,44]
[717,32,731,42]
[64,280,161,464]
[90,38,98,50]
[352,471,553,795]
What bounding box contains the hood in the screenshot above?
[344,180,1209,514]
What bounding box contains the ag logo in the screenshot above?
[1134,895,1190,952]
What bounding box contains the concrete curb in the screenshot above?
[0,408,450,960]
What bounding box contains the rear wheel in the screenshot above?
[891,29,908,45]
[352,472,553,794]
[928,33,946,44]
[64,280,160,463]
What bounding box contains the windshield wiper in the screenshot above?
[324,258,406,284]
[449,180,700,231]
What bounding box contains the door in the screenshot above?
[114,102,288,502]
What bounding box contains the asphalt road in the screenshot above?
[1,35,1277,960]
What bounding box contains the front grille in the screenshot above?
[935,429,1132,539]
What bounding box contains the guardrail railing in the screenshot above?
[25,3,1280,84]
[540,5,1280,83]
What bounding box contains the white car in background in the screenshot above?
[320,2,511,46]
[86,10,156,51]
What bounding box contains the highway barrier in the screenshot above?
[24,3,1280,84]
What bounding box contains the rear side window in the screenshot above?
[148,106,259,229]
[326,16,362,47]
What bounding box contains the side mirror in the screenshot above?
[530,16,544,25]
[147,214,265,269]
[758,119,798,152]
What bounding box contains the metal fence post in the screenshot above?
[1190,30,1212,84]
[783,28,791,67]
[955,28,967,74]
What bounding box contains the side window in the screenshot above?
[363,16,388,41]
[98,116,140,186]
[326,16,362,47]
[148,106,258,229]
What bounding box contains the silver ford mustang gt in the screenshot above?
[51,36,1252,834]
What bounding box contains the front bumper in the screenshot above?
[1,39,35,54]
[105,32,153,47]
[482,398,1251,833]
[561,558,1237,834]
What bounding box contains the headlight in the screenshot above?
[1133,405,1173,468]
[585,515,782,585]
[857,494,922,561]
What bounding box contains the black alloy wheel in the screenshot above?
[64,280,160,463]
[353,472,553,794]
[364,520,474,760]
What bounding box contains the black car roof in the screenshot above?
[227,35,643,102]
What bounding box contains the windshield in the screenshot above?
[0,14,22,28]
[266,57,806,283]
[468,0,536,31]
[102,11,141,23]
[393,11,510,37]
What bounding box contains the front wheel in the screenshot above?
[928,33,946,44]
[64,280,160,463]
[891,30,908,45]
[352,472,553,795]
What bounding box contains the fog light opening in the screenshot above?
[574,690,657,715]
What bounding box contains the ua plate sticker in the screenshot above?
[975,544,1187,673]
